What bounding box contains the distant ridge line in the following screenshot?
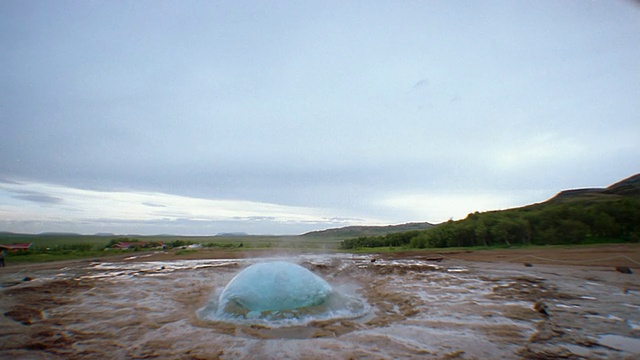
[301,222,435,238]
[551,173,640,201]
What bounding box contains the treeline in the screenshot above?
[104,238,167,249]
[103,238,240,249]
[341,197,640,249]
[9,238,241,256]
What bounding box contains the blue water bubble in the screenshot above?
[198,261,368,325]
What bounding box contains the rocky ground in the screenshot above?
[1,244,639,359]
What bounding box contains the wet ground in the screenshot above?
[1,252,639,359]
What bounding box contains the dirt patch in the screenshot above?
[383,243,640,268]
[0,278,97,357]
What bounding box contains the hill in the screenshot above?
[301,222,435,238]
[605,173,640,196]
[550,173,640,201]
[215,232,249,237]
[341,173,640,249]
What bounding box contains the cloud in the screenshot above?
[413,79,429,88]
[379,189,548,224]
[0,180,384,235]
[12,193,64,204]
[0,1,638,235]
[3,184,64,204]
[142,202,167,208]
[0,178,21,185]
[492,133,585,170]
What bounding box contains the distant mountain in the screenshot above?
[216,232,249,237]
[38,232,82,236]
[302,222,435,238]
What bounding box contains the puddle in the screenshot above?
[598,334,640,353]
[627,319,640,330]
[555,303,581,309]
[560,343,592,357]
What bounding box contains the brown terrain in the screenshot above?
[382,243,640,269]
[1,244,639,359]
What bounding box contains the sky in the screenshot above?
[1,0,639,235]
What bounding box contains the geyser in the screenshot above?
[199,261,368,324]
[218,261,332,316]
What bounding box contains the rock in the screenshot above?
[533,301,549,317]
[615,266,633,274]
[371,258,376,263]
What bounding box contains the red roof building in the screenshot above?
[0,243,33,252]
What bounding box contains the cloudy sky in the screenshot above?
[1,1,639,235]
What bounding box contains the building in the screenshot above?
[0,243,33,253]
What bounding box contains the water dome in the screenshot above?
[217,261,331,317]
[199,261,368,324]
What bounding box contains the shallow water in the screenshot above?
[1,253,639,359]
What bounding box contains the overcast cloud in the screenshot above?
[1,1,639,235]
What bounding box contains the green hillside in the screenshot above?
[341,174,640,249]
[302,222,435,238]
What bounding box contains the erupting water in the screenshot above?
[198,261,368,324]
[219,261,332,316]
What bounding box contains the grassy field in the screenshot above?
[2,232,635,265]
[0,233,346,264]
[0,233,557,264]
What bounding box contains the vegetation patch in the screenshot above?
[342,176,640,250]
